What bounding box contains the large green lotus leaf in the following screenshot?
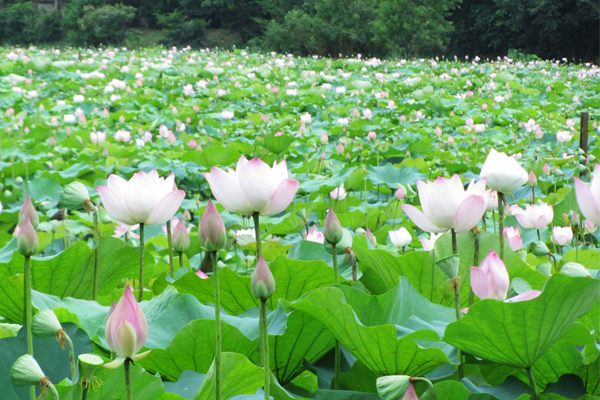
[264,133,295,154]
[173,256,336,315]
[366,164,427,187]
[443,274,599,369]
[298,167,357,194]
[0,323,93,400]
[576,353,599,396]
[0,238,154,322]
[53,363,166,400]
[193,352,264,400]
[182,145,240,168]
[139,318,257,381]
[339,360,377,393]
[286,286,451,377]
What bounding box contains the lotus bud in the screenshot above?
[172,220,190,252]
[198,200,227,251]
[19,195,39,228]
[471,250,509,300]
[196,270,208,279]
[10,355,46,387]
[17,216,38,256]
[62,181,92,212]
[183,209,192,221]
[561,262,592,278]
[528,171,537,187]
[395,185,405,201]
[32,309,62,339]
[251,255,276,300]
[376,375,411,400]
[324,208,343,244]
[436,254,460,279]
[542,163,550,175]
[584,220,597,234]
[366,228,377,247]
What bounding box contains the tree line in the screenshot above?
[0,0,598,62]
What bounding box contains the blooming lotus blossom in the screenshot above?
[511,203,553,229]
[551,226,573,246]
[471,250,509,301]
[484,189,498,211]
[556,130,573,142]
[389,227,412,247]
[401,175,487,233]
[113,222,140,239]
[103,286,151,368]
[221,110,234,119]
[306,225,325,243]
[330,184,347,200]
[97,170,185,226]
[480,148,528,193]
[419,232,443,251]
[114,130,131,142]
[90,131,106,144]
[203,156,299,216]
[300,113,312,124]
[503,226,522,251]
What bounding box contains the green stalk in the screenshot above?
[469,230,479,307]
[259,298,270,400]
[253,212,262,259]
[82,384,89,400]
[64,332,75,382]
[497,192,505,260]
[213,252,222,400]
[47,382,59,400]
[178,251,185,270]
[167,220,174,278]
[24,255,34,400]
[451,229,463,380]
[139,223,145,302]
[332,242,340,390]
[92,207,100,301]
[411,377,435,399]
[124,358,132,400]
[527,367,539,400]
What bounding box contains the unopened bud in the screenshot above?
[251,255,275,300]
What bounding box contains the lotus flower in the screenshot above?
[419,232,443,251]
[113,222,140,239]
[17,216,38,256]
[389,227,411,247]
[480,148,528,193]
[324,208,343,244]
[550,226,573,246]
[203,156,299,216]
[198,199,227,251]
[19,195,39,228]
[97,170,185,225]
[574,164,600,226]
[104,286,150,368]
[251,255,276,300]
[306,225,325,244]
[162,217,192,235]
[503,226,522,251]
[330,184,347,200]
[512,203,553,229]
[470,250,510,301]
[484,189,498,211]
[400,175,487,233]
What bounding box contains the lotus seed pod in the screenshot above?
[10,354,45,387]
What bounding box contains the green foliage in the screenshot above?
[75,3,137,46]
[0,2,37,44]
[372,0,460,57]
[156,10,208,48]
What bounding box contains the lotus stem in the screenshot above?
[178,251,184,270]
[451,229,463,379]
[331,242,340,389]
[63,332,75,382]
[527,367,539,400]
[498,192,505,260]
[139,223,145,302]
[469,230,479,307]
[167,220,174,278]
[410,377,435,399]
[253,212,261,259]
[47,381,59,400]
[124,358,132,400]
[24,255,34,400]
[213,252,222,400]
[259,297,270,400]
[92,207,100,301]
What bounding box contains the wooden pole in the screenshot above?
[580,112,589,176]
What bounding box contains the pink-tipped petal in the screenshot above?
[96,186,135,225]
[505,290,541,303]
[470,266,490,300]
[146,190,185,225]
[261,178,299,216]
[400,204,448,233]
[239,158,279,211]
[204,167,253,215]
[514,213,535,229]
[106,174,129,197]
[574,177,600,226]
[454,195,486,233]
[103,357,125,369]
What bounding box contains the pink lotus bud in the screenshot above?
[320,153,326,161]
[19,195,39,229]
[550,226,573,246]
[305,224,325,244]
[336,143,344,155]
[189,140,198,149]
[66,127,72,137]
[166,132,176,146]
[503,226,522,251]
[103,286,150,368]
[366,228,377,247]
[49,136,56,146]
[198,200,227,251]
[434,126,442,136]
[466,90,474,98]
[528,171,537,187]
[119,115,125,123]
[196,270,208,279]
[183,210,192,221]
[324,208,343,244]
[399,115,406,123]
[367,131,377,140]
[450,111,455,116]
[251,255,276,300]
[395,186,405,200]
[103,108,109,118]
[39,103,45,111]
[448,136,454,145]
[543,163,551,175]
[470,250,509,300]
[320,133,329,144]
[272,86,279,94]
[102,148,109,158]
[482,103,488,111]
[17,216,38,256]
[535,128,543,139]
[6,108,15,117]
[299,122,306,134]
[172,219,190,252]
